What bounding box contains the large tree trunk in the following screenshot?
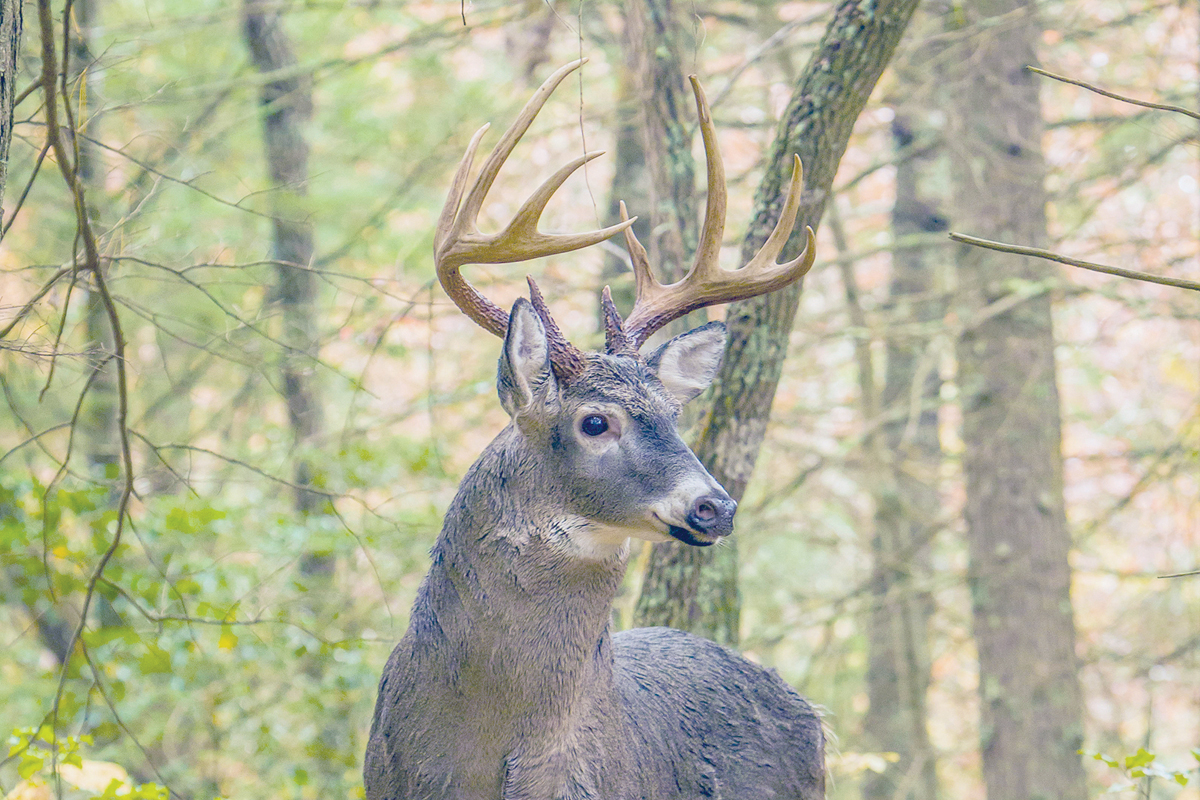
[637,0,921,646]
[860,109,943,800]
[945,1,1087,798]
[243,0,328,569]
[0,0,20,212]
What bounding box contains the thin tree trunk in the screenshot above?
[945,1,1087,798]
[860,110,943,800]
[65,0,119,483]
[637,0,921,647]
[243,1,328,572]
[0,0,20,213]
[242,3,345,782]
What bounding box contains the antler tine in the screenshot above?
[690,75,728,282]
[744,155,816,276]
[618,201,656,303]
[434,58,637,341]
[435,122,490,257]
[619,75,816,348]
[526,276,586,379]
[600,285,636,356]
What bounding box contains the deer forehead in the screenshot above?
[563,356,682,419]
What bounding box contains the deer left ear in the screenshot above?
[498,299,559,418]
[646,321,726,404]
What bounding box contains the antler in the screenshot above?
[616,76,817,349]
[434,59,636,377]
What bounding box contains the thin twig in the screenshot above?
[1,139,53,239]
[949,232,1200,292]
[1028,66,1200,122]
[0,266,71,341]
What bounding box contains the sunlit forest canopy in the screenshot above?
[0,0,1197,798]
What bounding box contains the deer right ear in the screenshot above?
[646,321,726,404]
[498,299,559,418]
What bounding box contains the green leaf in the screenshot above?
[138,644,173,674]
[195,506,226,526]
[1175,773,1188,786]
[166,506,191,533]
[1125,748,1155,770]
[174,577,203,595]
[18,752,44,779]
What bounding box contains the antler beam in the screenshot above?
[617,76,817,348]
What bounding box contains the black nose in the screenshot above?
[686,494,737,538]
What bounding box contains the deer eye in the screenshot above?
[580,415,609,437]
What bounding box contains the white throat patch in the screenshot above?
[554,516,670,561]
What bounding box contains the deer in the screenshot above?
[364,60,825,800]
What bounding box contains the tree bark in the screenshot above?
[637,0,921,647]
[945,1,1087,798]
[243,0,328,565]
[0,0,20,213]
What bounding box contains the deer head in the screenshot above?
[433,59,815,552]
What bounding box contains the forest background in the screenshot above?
[0,0,1197,798]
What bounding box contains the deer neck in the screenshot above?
[419,424,629,717]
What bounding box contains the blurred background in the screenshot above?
[0,0,1196,798]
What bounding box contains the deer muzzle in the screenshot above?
[664,486,737,547]
[687,494,737,538]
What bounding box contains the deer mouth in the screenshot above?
[667,524,722,547]
[653,513,723,547]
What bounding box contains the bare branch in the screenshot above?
[1028,66,1200,122]
[949,232,1200,292]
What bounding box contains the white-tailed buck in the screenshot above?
[365,60,824,800]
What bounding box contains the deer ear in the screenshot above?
[498,298,559,418]
[646,321,726,404]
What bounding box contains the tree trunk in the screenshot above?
[242,0,328,573]
[0,0,20,213]
[637,0,921,647]
[860,110,943,800]
[63,0,120,484]
[945,1,1087,798]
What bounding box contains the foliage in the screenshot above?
[5,726,167,799]
[1083,748,1200,795]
